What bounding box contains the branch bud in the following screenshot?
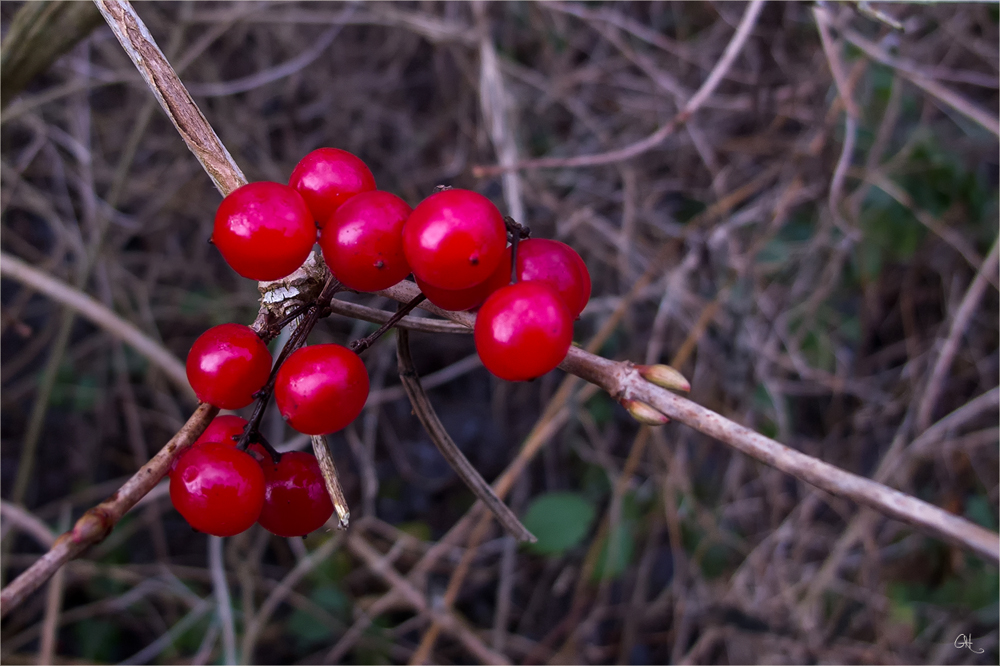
[637,364,690,392]
[621,399,670,426]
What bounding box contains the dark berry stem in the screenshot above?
[251,432,282,465]
[349,293,427,355]
[237,276,344,452]
[504,216,530,284]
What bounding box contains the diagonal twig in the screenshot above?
[376,278,1000,565]
[0,250,191,397]
[472,0,765,175]
[396,327,535,543]
[93,0,247,196]
[0,402,219,618]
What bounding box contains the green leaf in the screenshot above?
[965,495,997,530]
[585,392,615,427]
[311,583,351,620]
[521,492,596,555]
[74,618,122,662]
[288,608,330,649]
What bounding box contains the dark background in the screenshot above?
[1,2,998,664]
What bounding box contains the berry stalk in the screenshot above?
[236,276,344,452]
[348,292,427,355]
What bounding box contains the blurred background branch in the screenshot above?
[1,1,997,664]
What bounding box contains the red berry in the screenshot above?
[170,415,248,477]
[319,191,412,292]
[568,247,592,313]
[416,246,513,311]
[515,239,591,318]
[289,148,376,226]
[257,452,334,537]
[170,443,265,537]
[212,181,316,281]
[403,189,507,290]
[195,415,248,447]
[474,282,573,381]
[274,345,369,435]
[186,324,272,409]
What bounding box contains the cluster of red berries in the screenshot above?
[172,147,591,537]
[169,415,334,537]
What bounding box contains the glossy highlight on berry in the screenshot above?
[289,148,376,226]
[403,189,507,290]
[186,324,272,409]
[212,181,316,281]
[274,344,370,435]
[474,282,573,381]
[257,452,334,537]
[319,190,412,292]
[170,443,265,537]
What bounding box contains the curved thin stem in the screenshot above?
[396,327,535,543]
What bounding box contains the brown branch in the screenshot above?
[396,328,536,543]
[346,532,511,665]
[376,279,1000,565]
[93,0,248,196]
[471,0,765,176]
[350,293,427,354]
[311,435,350,530]
[0,403,219,618]
[327,297,471,335]
[0,251,192,398]
[2,1,252,617]
[840,24,1000,139]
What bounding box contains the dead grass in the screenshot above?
[1,1,998,664]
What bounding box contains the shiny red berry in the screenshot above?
[289,148,376,226]
[319,191,412,292]
[416,245,512,311]
[257,452,334,537]
[274,345,369,435]
[170,415,248,477]
[186,324,272,409]
[474,282,573,381]
[170,443,265,537]
[212,181,316,281]
[515,239,591,318]
[195,415,248,447]
[403,189,507,290]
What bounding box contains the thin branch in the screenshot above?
[840,25,1000,138]
[396,327,536,543]
[184,9,353,97]
[93,0,248,196]
[0,251,192,398]
[208,537,236,666]
[311,435,350,530]
[240,532,345,664]
[472,0,765,175]
[120,598,215,665]
[38,505,71,666]
[349,293,427,354]
[0,501,56,548]
[378,279,1000,565]
[917,236,1000,431]
[0,403,219,618]
[327,297,470,335]
[346,533,511,666]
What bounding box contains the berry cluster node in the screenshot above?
[178,147,592,537]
